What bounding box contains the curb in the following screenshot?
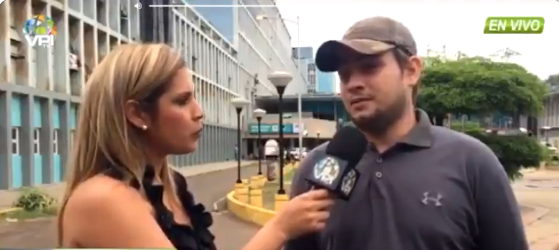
[180,162,258,178]
[225,162,299,226]
[226,191,276,226]
[0,207,22,215]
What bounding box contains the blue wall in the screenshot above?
[316,71,336,94]
[186,0,236,44]
[11,96,22,188]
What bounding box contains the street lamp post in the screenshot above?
[268,71,293,195]
[256,14,304,163]
[253,108,267,176]
[231,97,251,184]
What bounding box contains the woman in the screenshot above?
[58,44,332,250]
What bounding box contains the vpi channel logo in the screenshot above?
[23,15,57,48]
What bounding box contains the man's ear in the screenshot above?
[405,55,423,88]
[124,100,150,130]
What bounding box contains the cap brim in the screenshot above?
[315,39,395,72]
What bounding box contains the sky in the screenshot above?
[276,0,558,92]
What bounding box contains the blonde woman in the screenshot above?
[58,44,333,250]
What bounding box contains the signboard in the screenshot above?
[249,123,295,134]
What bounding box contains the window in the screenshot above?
[33,128,40,154]
[11,127,20,154]
[53,129,59,154]
[191,55,197,71]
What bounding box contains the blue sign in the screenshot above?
[249,123,294,134]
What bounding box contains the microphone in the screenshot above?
[305,126,368,200]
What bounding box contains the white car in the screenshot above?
[289,148,308,159]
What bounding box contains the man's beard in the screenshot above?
[350,90,408,137]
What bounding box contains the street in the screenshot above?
[0,161,260,250]
[2,165,559,250]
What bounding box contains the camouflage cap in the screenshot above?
[315,16,417,72]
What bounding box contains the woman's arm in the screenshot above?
[241,218,287,250]
[241,189,333,250]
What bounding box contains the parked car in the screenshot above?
[288,147,308,160]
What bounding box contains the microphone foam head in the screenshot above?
[326,126,368,162]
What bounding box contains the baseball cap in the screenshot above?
[315,16,417,72]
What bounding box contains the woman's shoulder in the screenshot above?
[64,175,151,221]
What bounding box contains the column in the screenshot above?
[21,94,34,186]
[59,100,71,179]
[0,91,12,189]
[41,98,54,184]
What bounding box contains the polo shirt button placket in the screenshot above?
[375,157,383,179]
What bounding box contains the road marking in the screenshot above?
[213,196,227,212]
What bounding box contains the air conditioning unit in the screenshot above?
[69,53,80,71]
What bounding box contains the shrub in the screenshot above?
[13,187,57,211]
[464,128,543,180]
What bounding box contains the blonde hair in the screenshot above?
[57,44,186,245]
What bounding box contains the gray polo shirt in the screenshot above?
[285,110,528,250]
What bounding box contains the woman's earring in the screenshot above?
[141,125,148,130]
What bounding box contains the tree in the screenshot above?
[418,57,548,126]
[418,57,548,180]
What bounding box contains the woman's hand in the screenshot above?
[271,189,334,240]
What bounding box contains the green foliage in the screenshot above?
[463,128,543,180]
[418,57,548,118]
[450,121,482,132]
[13,187,57,211]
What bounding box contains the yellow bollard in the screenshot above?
[236,186,249,204]
[274,193,289,212]
[249,188,263,207]
[234,182,245,199]
[250,175,261,187]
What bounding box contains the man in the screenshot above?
[286,16,528,250]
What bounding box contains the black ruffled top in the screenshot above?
[105,165,217,250]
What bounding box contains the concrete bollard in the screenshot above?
[234,182,245,199]
[274,193,289,212]
[250,175,261,188]
[249,188,263,207]
[236,186,249,204]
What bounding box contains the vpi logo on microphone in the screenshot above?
[422,192,443,207]
[340,169,357,196]
[313,157,340,186]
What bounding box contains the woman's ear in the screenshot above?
[124,100,150,130]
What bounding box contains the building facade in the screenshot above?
[307,62,317,93]
[316,70,336,94]
[0,0,302,189]
[292,46,313,60]
[539,93,559,145]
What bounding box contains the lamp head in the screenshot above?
[268,71,293,96]
[231,97,250,110]
[253,108,267,119]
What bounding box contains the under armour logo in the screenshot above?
[422,192,443,206]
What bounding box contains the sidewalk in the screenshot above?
[0,160,256,209]
[514,170,559,250]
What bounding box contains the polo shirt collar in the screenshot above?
[399,109,433,148]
